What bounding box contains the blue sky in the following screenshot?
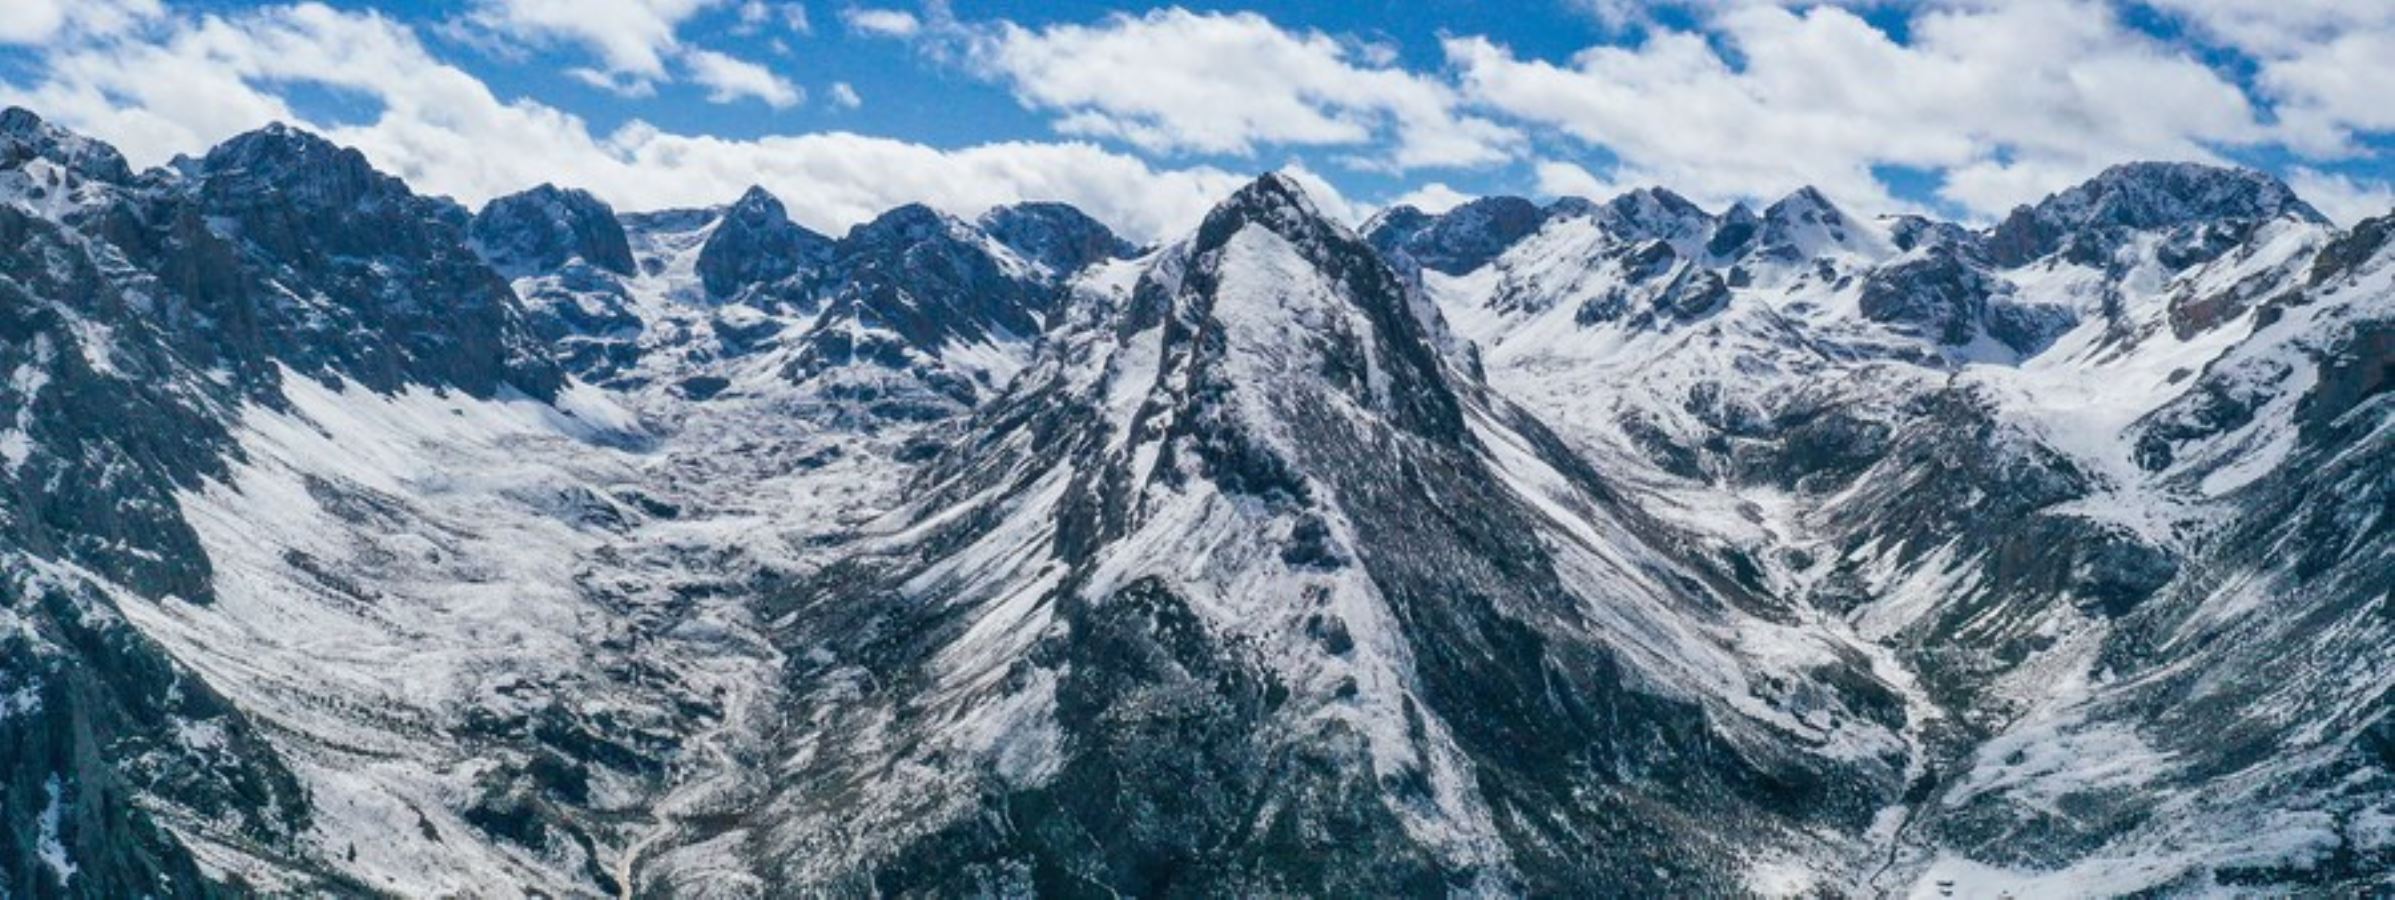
[4,0,2392,239]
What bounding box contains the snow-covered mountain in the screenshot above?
[1,107,2385,898]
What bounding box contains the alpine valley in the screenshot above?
[0,106,2386,898]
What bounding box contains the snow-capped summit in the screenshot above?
[1594,186,1717,247]
[1987,161,2327,268]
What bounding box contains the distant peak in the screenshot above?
[1763,185,1843,223]
[203,121,364,177]
[0,105,46,135]
[0,105,133,184]
[730,184,785,214]
[471,182,634,275]
[979,200,1137,274]
[2041,161,2326,229]
[1609,186,1708,219]
[1987,160,2328,266]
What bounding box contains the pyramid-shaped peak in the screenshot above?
[1196,172,1342,249]
[727,185,788,219]
[1763,185,1845,225]
[1223,171,1326,220]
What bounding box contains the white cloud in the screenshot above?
[2132,1,2395,160]
[827,81,861,109]
[0,2,1304,243]
[566,66,658,97]
[732,1,809,36]
[0,0,66,43]
[465,0,722,81]
[1532,159,1623,202]
[842,7,920,37]
[0,0,159,45]
[1385,182,1475,214]
[2285,168,2395,227]
[1451,0,2267,218]
[684,49,800,108]
[959,8,1519,171]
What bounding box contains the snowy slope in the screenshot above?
[1,105,2386,898]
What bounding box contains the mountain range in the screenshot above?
[0,105,2387,897]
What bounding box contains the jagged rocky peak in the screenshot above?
[977,200,1138,276]
[469,182,635,276]
[1180,172,1465,431]
[1364,194,1549,275]
[1594,185,1716,244]
[0,105,132,184]
[197,121,409,210]
[1987,161,2328,267]
[842,201,970,248]
[1200,170,1336,241]
[1748,184,1880,261]
[1705,201,1760,256]
[694,183,834,302]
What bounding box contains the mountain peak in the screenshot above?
[727,184,787,220]
[697,185,834,302]
[1988,161,2327,267]
[2060,161,2325,228]
[1365,194,1548,275]
[1196,172,1342,250]
[978,200,1137,276]
[1594,186,1717,246]
[1762,185,1844,225]
[199,122,395,207]
[1,106,134,184]
[848,201,956,243]
[470,182,635,276]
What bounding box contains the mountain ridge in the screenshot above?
[0,106,2386,897]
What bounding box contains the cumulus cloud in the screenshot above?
[947,8,1518,171]
[7,0,2389,232]
[841,7,920,37]
[2285,168,2395,227]
[0,1,1319,242]
[464,0,722,80]
[1532,160,1623,202]
[1451,0,2269,218]
[1384,182,1475,214]
[0,0,160,45]
[684,48,800,107]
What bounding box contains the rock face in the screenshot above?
[694,186,837,307]
[978,200,1139,277]
[471,183,636,277]
[1365,195,1552,275]
[1,108,2388,898]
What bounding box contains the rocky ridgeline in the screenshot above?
[1,106,2387,896]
